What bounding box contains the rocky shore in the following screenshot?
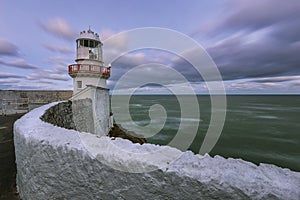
[108,124,146,144]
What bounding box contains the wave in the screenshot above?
[255,115,279,119]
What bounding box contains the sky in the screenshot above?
[0,0,300,94]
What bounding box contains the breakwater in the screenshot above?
[14,102,300,199]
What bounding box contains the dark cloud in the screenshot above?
[209,0,300,34]
[0,80,20,84]
[0,80,20,89]
[39,18,77,41]
[0,59,38,69]
[0,39,19,56]
[111,49,214,85]
[140,83,162,88]
[270,19,300,43]
[206,32,300,80]
[189,1,300,82]
[0,72,25,79]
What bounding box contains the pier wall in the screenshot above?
[14,102,300,200]
[0,90,72,103]
[0,90,72,114]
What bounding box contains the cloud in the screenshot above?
[201,0,300,36]
[0,80,20,84]
[36,80,55,84]
[206,31,300,80]
[0,72,25,79]
[270,19,300,43]
[0,58,38,69]
[27,68,71,81]
[0,72,71,90]
[2,84,49,90]
[43,44,73,54]
[187,1,300,83]
[0,79,21,89]
[249,75,300,83]
[215,75,300,94]
[0,38,19,56]
[46,74,70,81]
[109,52,149,81]
[39,18,77,41]
[27,72,70,81]
[45,56,73,68]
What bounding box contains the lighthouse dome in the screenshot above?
[77,28,101,42]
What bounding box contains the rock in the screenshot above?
[108,124,147,144]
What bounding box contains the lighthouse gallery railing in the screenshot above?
[68,64,110,78]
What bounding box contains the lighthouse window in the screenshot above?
[84,40,88,47]
[77,81,82,89]
[89,40,95,48]
[80,40,83,47]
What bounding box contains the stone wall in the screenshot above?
[0,90,72,103]
[14,102,300,200]
[40,101,75,130]
[40,99,94,133]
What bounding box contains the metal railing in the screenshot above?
[68,64,110,78]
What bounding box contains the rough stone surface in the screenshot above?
[94,87,110,136]
[0,90,72,103]
[40,101,75,130]
[109,124,146,144]
[71,98,94,134]
[14,102,300,200]
[40,99,94,133]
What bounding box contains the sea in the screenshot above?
[111,95,300,172]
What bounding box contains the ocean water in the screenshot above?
[111,95,300,171]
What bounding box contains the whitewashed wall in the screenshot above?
[14,102,300,200]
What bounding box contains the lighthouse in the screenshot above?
[68,28,111,136]
[68,28,110,94]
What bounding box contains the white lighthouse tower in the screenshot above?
[68,28,111,136]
